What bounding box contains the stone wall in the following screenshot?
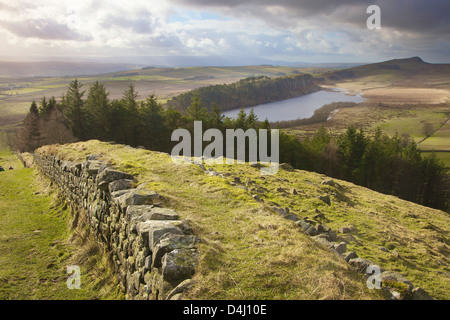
[31,151,435,301]
[33,152,200,300]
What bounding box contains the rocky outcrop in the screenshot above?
[33,153,199,300]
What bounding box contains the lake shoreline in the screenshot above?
[268,101,361,128]
[222,88,365,122]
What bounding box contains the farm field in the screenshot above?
[419,119,450,151]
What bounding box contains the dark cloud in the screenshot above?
[171,0,372,11]
[171,0,450,35]
[2,18,91,41]
[167,0,450,62]
[377,0,450,35]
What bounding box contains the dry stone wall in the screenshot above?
[33,152,199,300]
[30,150,435,301]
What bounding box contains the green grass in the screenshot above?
[376,110,448,141]
[0,101,33,117]
[40,141,383,300]
[419,119,450,150]
[0,148,123,299]
[38,140,450,300]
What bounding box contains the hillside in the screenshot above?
[0,61,143,78]
[34,140,450,300]
[166,74,320,112]
[317,56,450,104]
[319,57,450,84]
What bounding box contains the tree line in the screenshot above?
[14,79,268,154]
[167,74,320,112]
[278,126,449,211]
[15,79,449,212]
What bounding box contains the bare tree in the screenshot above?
[39,109,77,145]
[15,108,41,152]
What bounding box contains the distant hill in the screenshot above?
[0,61,142,77]
[319,56,450,82]
[82,55,363,69]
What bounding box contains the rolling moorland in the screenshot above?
[0,57,449,300]
[281,57,450,168]
[0,64,330,125]
[2,57,449,166]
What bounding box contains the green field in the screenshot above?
[372,108,450,167]
[419,119,450,150]
[376,110,448,141]
[0,126,122,299]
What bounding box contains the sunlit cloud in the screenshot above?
[0,0,448,63]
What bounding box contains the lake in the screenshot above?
[222,89,364,122]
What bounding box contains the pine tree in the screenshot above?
[246,108,258,129]
[260,118,271,130]
[164,105,184,131]
[109,99,128,144]
[39,96,57,121]
[138,95,168,151]
[207,103,224,130]
[337,127,367,182]
[30,100,39,116]
[121,84,140,145]
[186,92,208,123]
[61,79,86,140]
[85,81,111,139]
[38,96,47,118]
[234,108,248,130]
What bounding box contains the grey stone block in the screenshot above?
[136,220,183,250]
[162,248,199,281]
[152,233,199,268]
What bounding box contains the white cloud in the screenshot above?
[0,0,448,63]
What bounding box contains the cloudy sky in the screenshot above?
[0,0,449,65]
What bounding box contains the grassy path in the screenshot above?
[0,150,121,299]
